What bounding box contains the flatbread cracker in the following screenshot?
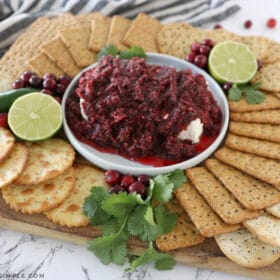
[1,168,75,214]
[243,213,280,247]
[16,139,75,186]
[156,22,194,54]
[266,203,280,219]
[0,143,28,189]
[225,133,280,160]
[41,37,82,78]
[175,182,240,238]
[205,158,280,210]
[123,13,162,52]
[230,109,280,124]
[44,164,107,227]
[0,128,15,163]
[229,121,280,143]
[186,167,262,224]
[156,199,205,252]
[215,147,280,190]
[262,38,280,64]
[60,27,96,68]
[106,16,131,51]
[215,228,280,268]
[228,94,280,112]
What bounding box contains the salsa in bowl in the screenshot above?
[62,53,229,175]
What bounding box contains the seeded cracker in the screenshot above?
[207,28,242,43]
[123,13,162,53]
[225,133,280,160]
[2,168,75,214]
[186,167,262,224]
[60,27,96,68]
[215,228,280,268]
[106,16,131,51]
[240,36,269,60]
[262,38,280,64]
[0,143,28,189]
[156,199,205,252]
[215,147,280,190]
[175,182,240,238]
[205,158,280,210]
[0,128,15,164]
[76,13,100,26]
[41,37,82,78]
[229,121,280,143]
[266,203,280,219]
[44,165,108,227]
[16,139,75,186]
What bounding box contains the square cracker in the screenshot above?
[229,121,280,143]
[205,158,280,210]
[41,37,82,78]
[186,167,262,224]
[88,13,111,52]
[106,16,131,51]
[28,52,65,77]
[266,203,280,219]
[225,133,280,160]
[214,147,280,190]
[60,27,96,68]
[263,38,280,64]
[175,182,240,238]
[240,36,269,60]
[207,28,242,43]
[123,13,163,52]
[76,13,100,26]
[156,199,205,252]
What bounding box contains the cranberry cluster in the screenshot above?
[12,71,71,103]
[104,170,150,197]
[244,18,277,29]
[185,39,215,69]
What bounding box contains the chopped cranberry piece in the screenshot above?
[12,79,25,89]
[185,52,196,63]
[104,170,121,185]
[43,78,57,91]
[222,82,233,93]
[203,39,215,48]
[267,18,277,28]
[244,20,252,29]
[56,83,67,96]
[109,185,125,194]
[214,24,222,29]
[191,43,202,54]
[137,175,150,186]
[199,45,211,55]
[0,113,8,128]
[257,60,263,70]
[20,71,34,86]
[127,182,145,196]
[29,75,43,88]
[43,73,57,81]
[58,75,71,86]
[194,55,207,68]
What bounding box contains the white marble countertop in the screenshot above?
[1,0,280,279]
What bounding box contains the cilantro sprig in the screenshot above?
[83,169,186,271]
[228,82,265,104]
[97,44,146,61]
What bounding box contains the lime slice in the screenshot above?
[208,41,258,84]
[8,92,62,141]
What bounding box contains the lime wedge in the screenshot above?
[8,92,62,141]
[208,41,258,84]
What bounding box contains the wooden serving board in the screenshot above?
[0,194,279,280]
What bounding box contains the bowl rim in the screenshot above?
[62,53,229,175]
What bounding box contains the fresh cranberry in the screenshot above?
[12,79,25,89]
[244,20,252,29]
[56,83,66,96]
[194,55,207,68]
[43,78,57,91]
[104,170,121,185]
[20,71,35,86]
[120,175,135,189]
[191,43,202,54]
[203,39,215,48]
[185,52,196,63]
[29,76,43,88]
[0,113,8,128]
[137,175,150,186]
[43,73,57,81]
[267,18,277,28]
[41,89,53,95]
[199,45,211,55]
[214,24,222,29]
[257,59,263,70]
[108,185,126,194]
[58,75,71,86]
[54,97,62,104]
[222,82,233,93]
[127,182,145,196]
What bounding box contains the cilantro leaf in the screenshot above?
[152,174,174,203]
[102,218,123,236]
[102,192,140,218]
[166,169,186,191]
[228,84,242,101]
[144,206,156,225]
[128,242,175,271]
[119,46,146,59]
[144,179,155,204]
[153,205,177,234]
[246,89,265,104]
[97,44,119,60]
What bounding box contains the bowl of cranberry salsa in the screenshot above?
[62,53,229,176]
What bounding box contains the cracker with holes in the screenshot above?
[0,128,15,163]
[44,165,107,227]
[2,168,75,214]
[156,199,205,252]
[262,38,280,64]
[241,36,269,60]
[175,182,240,237]
[16,139,75,185]
[266,203,280,219]
[215,228,280,268]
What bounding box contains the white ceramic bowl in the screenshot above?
[62,53,229,176]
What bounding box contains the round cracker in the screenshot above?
[16,139,75,185]
[1,167,75,214]
[0,143,28,189]
[44,164,107,227]
[215,228,280,268]
[0,128,15,163]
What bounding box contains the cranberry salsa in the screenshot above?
[66,56,222,167]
